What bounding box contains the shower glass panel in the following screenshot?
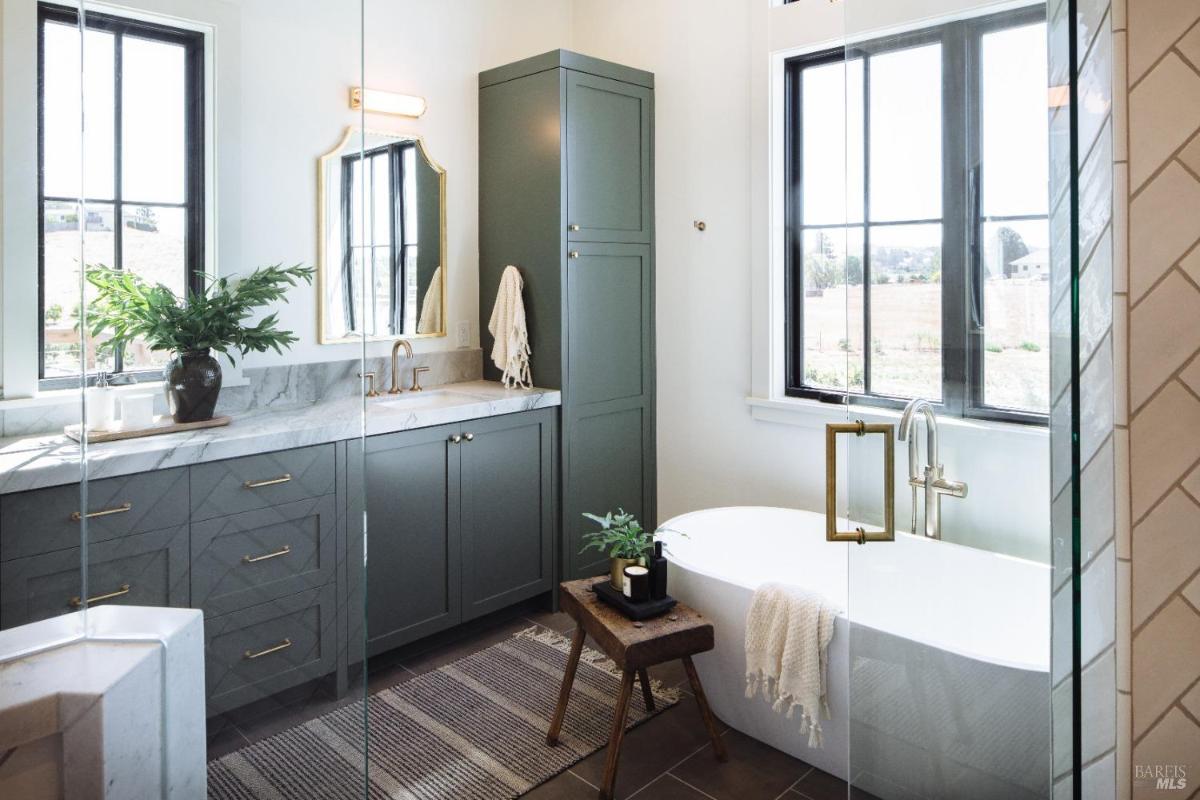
[70,1,370,793]
[835,1,1070,798]
[14,0,89,646]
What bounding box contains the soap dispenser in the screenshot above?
[86,371,115,431]
[649,540,668,600]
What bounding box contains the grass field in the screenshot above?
[803,280,1049,412]
[42,215,183,376]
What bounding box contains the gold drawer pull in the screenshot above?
[69,583,131,609]
[244,638,292,660]
[242,544,291,564]
[70,502,132,522]
[244,473,292,489]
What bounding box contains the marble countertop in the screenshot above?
[0,381,561,494]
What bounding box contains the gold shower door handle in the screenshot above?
[825,421,896,543]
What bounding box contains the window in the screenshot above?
[784,8,1049,423]
[340,142,419,336]
[38,3,204,383]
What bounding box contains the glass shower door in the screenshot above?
[837,2,1064,798]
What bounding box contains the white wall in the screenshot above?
[0,0,573,397]
[570,0,1052,562]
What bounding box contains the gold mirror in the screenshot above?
[317,127,446,343]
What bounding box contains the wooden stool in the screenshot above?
[547,578,728,800]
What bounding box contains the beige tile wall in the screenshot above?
[1122,1,1200,797]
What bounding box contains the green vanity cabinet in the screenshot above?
[347,406,557,663]
[0,407,558,712]
[480,50,656,580]
[348,422,463,658]
[459,409,556,621]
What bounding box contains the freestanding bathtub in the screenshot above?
[662,506,1051,800]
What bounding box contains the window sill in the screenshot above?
[1,370,248,411]
[745,394,1049,439]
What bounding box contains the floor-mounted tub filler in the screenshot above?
[664,506,1052,800]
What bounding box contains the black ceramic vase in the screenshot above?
[165,349,222,423]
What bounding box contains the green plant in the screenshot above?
[1019,341,1041,352]
[986,342,1004,353]
[85,263,314,364]
[45,303,63,323]
[580,509,654,561]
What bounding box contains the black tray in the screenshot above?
[592,578,677,620]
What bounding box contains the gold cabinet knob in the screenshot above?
[463,433,474,442]
[569,251,580,259]
[568,223,580,231]
[449,434,462,444]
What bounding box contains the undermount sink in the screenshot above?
[372,390,481,412]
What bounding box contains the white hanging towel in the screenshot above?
[487,265,532,389]
[744,582,837,748]
[416,266,443,334]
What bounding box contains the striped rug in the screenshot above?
[208,627,681,799]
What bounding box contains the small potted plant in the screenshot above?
[580,509,655,590]
[85,264,314,423]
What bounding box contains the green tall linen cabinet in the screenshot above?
[479,50,656,580]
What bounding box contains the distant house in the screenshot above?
[1007,248,1049,279]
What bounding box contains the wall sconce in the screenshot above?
[349,87,427,118]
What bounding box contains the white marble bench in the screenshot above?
[0,605,205,799]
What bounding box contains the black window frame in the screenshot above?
[339,140,416,336]
[783,5,1048,426]
[37,2,205,387]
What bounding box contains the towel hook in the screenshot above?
[693,220,707,232]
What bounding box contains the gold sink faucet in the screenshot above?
[389,339,413,394]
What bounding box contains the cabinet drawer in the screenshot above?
[0,524,190,629]
[204,585,337,716]
[0,468,189,562]
[191,496,335,616]
[190,444,335,521]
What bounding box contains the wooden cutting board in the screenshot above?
[64,415,231,444]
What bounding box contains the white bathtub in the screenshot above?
[663,506,1052,800]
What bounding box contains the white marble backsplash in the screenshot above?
[0,349,483,438]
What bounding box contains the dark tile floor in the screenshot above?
[206,606,861,799]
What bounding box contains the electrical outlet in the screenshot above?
[456,320,471,348]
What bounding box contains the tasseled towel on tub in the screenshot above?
[745,582,836,747]
[487,265,532,389]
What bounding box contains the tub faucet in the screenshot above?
[898,398,967,539]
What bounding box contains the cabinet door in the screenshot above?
[204,584,337,716]
[0,525,190,629]
[348,425,461,659]
[564,242,655,579]
[191,496,336,617]
[459,409,556,621]
[566,71,652,244]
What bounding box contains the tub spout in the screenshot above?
[898,398,965,539]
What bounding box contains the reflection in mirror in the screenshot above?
[318,128,445,343]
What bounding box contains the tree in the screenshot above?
[995,226,1029,278]
[845,255,863,286]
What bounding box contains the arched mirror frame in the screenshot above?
[316,126,447,344]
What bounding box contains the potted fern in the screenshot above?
[85,264,314,423]
[580,509,655,590]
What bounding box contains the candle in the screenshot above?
[623,565,650,602]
